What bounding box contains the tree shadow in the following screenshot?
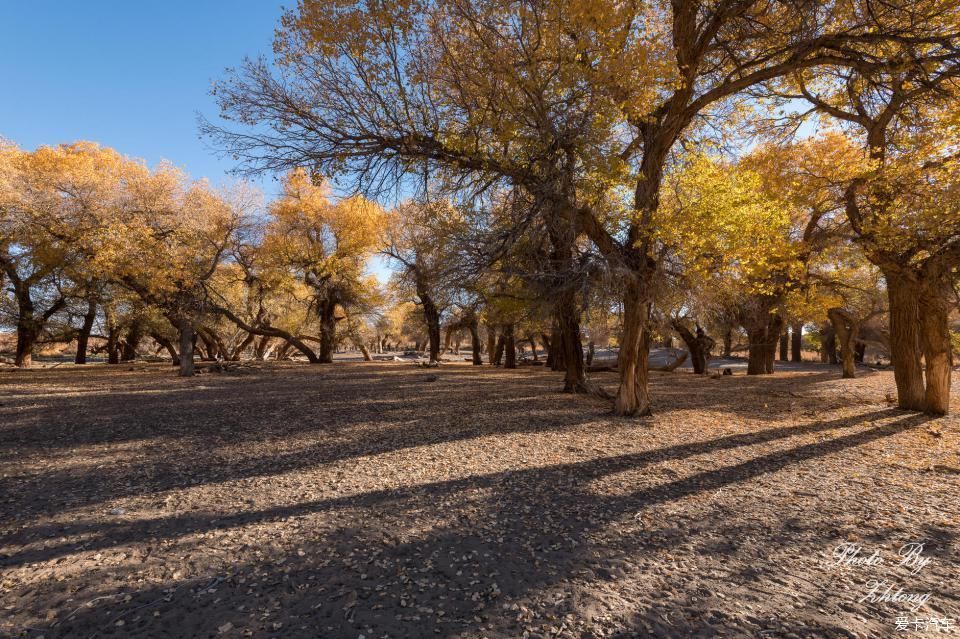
[5,410,937,639]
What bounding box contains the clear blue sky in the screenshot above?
[0,1,285,191]
[0,1,395,279]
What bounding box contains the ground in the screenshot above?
[1,361,958,639]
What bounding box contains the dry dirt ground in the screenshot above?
[1,362,958,639]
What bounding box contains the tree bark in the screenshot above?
[828,308,858,379]
[745,312,783,375]
[75,298,98,365]
[468,319,483,365]
[14,298,40,368]
[790,322,803,363]
[503,323,516,369]
[555,292,585,391]
[121,318,144,361]
[672,321,713,375]
[613,278,651,416]
[722,328,733,357]
[493,333,505,366]
[177,321,195,377]
[487,327,497,365]
[421,293,441,363]
[318,300,338,363]
[779,329,789,362]
[919,281,952,415]
[886,272,926,411]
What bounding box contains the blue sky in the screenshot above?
[0,2,286,190]
[0,1,394,278]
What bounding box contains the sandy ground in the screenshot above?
[1,362,958,638]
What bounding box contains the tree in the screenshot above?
[0,142,135,367]
[260,169,384,363]
[383,200,465,362]
[787,49,960,413]
[102,165,247,376]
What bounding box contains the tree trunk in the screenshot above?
[886,273,926,411]
[487,327,497,365]
[613,278,651,416]
[828,308,858,379]
[854,341,866,363]
[542,332,553,368]
[790,322,803,363]
[779,329,789,362]
[14,301,39,368]
[722,328,733,357]
[672,321,712,375]
[318,300,338,363]
[745,312,783,375]
[468,319,483,365]
[763,315,783,374]
[152,332,178,365]
[121,318,144,361]
[493,334,505,366]
[177,321,195,376]
[746,328,767,375]
[919,281,952,415]
[421,294,441,363]
[585,341,595,366]
[74,298,97,365]
[555,292,585,392]
[14,324,38,368]
[549,324,565,371]
[503,323,516,369]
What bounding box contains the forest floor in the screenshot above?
[1,361,959,639]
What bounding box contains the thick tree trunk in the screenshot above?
[673,321,713,375]
[746,329,767,375]
[14,324,38,368]
[14,300,39,367]
[886,274,926,411]
[614,278,651,416]
[503,323,516,369]
[106,329,120,365]
[542,332,554,368]
[828,308,858,379]
[745,312,783,375]
[674,323,704,374]
[549,324,564,371]
[319,301,338,363]
[493,334,505,366]
[177,321,195,377]
[75,298,97,365]
[121,318,144,361]
[763,315,783,374]
[790,322,803,363]
[421,294,441,363]
[556,292,585,392]
[487,328,497,365]
[722,328,733,357]
[919,282,952,415]
[468,320,483,365]
[779,329,789,362]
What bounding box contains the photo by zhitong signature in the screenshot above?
[830,542,956,633]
